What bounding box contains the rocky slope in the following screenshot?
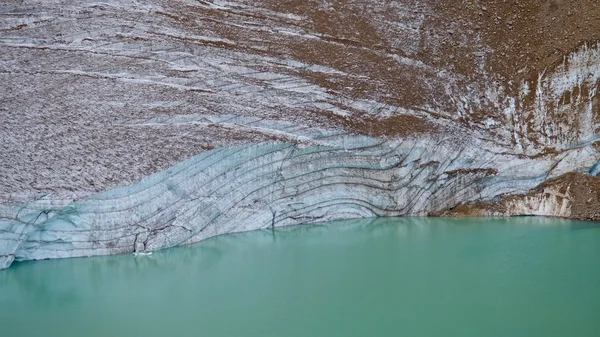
[1,0,600,269]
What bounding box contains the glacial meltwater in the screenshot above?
[1,217,600,337]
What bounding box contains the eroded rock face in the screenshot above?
[1,0,600,269]
[434,172,600,221]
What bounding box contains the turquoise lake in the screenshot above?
[1,217,600,337]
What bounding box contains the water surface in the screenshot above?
[1,217,600,337]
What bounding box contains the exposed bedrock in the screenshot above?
[2,0,600,268]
